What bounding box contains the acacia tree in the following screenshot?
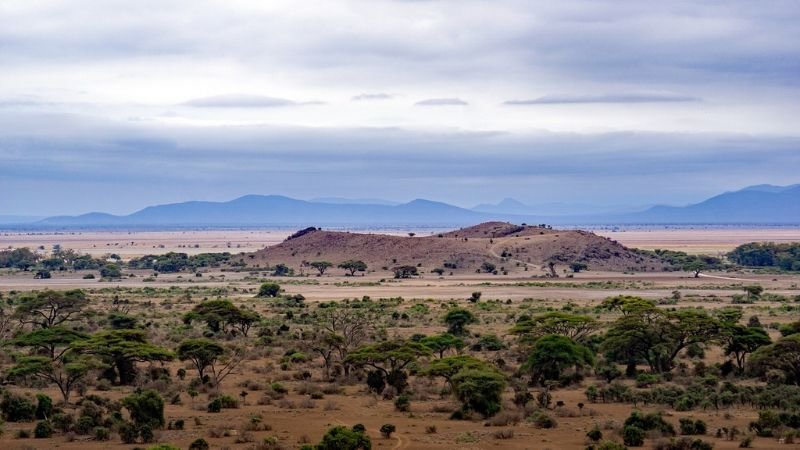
[346,340,431,392]
[424,355,488,388]
[13,290,88,329]
[511,312,598,343]
[72,329,174,385]
[7,327,87,360]
[256,282,281,298]
[602,300,722,373]
[420,333,465,358]
[0,303,18,341]
[310,332,345,380]
[317,306,375,375]
[723,324,771,371]
[183,300,260,336]
[177,339,244,388]
[443,308,477,336]
[7,327,99,404]
[524,334,594,385]
[8,354,101,404]
[451,368,506,417]
[309,261,333,276]
[338,260,367,276]
[748,334,800,385]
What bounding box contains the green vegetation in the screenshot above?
[128,252,232,272]
[728,242,800,270]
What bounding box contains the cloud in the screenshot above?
[351,93,394,101]
[182,94,322,108]
[2,111,799,215]
[505,93,702,105]
[415,98,468,106]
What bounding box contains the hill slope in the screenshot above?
[243,222,668,274]
[619,184,800,224]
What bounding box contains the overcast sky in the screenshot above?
[1,0,799,215]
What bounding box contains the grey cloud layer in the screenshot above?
[415,98,468,106]
[182,94,317,108]
[2,112,799,214]
[505,93,701,105]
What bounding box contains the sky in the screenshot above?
[1,0,799,216]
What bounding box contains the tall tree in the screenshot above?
[346,340,431,392]
[511,312,598,343]
[8,354,101,404]
[442,308,477,336]
[72,329,174,385]
[602,303,721,373]
[338,260,368,276]
[524,334,594,385]
[177,339,244,388]
[14,290,88,329]
[309,261,333,275]
[748,334,800,385]
[723,324,771,371]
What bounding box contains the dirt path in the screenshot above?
[698,273,760,282]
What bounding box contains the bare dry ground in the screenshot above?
[0,227,798,450]
[595,228,800,255]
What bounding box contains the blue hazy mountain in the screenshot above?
[611,184,800,224]
[30,184,800,227]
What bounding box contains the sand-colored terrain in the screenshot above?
[596,227,800,255]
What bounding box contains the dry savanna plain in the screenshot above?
[1,224,799,450]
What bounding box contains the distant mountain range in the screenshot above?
[5,184,799,228]
[472,198,646,216]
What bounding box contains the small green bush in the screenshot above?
[380,424,396,438]
[623,425,645,447]
[93,426,111,441]
[189,438,210,450]
[34,420,53,438]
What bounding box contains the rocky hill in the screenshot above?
[242,222,669,275]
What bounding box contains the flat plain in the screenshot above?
[0,226,798,450]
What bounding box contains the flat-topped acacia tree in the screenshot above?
[309,261,333,275]
[71,329,174,385]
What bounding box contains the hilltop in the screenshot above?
[242,222,669,275]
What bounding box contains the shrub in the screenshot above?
[74,415,95,435]
[624,411,675,436]
[93,426,111,441]
[587,427,603,442]
[1,393,36,422]
[189,438,210,450]
[623,425,645,446]
[380,424,396,438]
[217,394,239,408]
[51,412,74,432]
[35,394,53,420]
[16,429,31,438]
[451,369,506,417]
[316,426,372,450]
[119,421,139,444]
[121,390,164,429]
[394,394,410,412]
[34,420,53,438]
[589,442,627,450]
[257,282,281,298]
[529,411,557,429]
[139,424,154,443]
[679,418,707,435]
[207,398,222,413]
[493,429,514,439]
